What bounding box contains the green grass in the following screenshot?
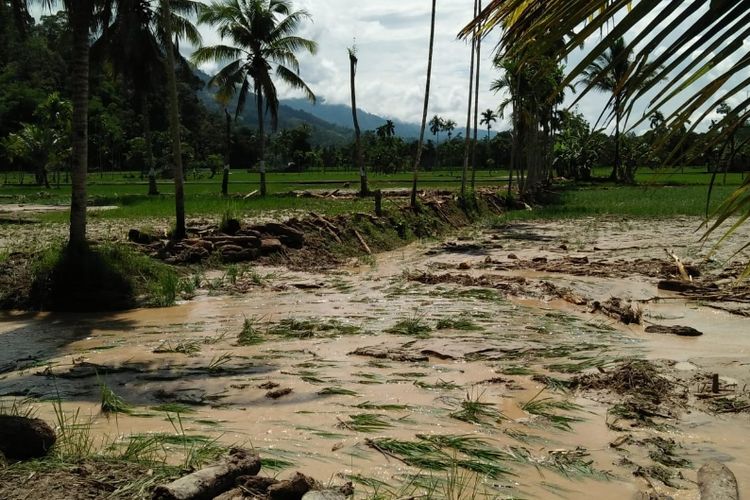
[267,317,364,339]
[237,316,264,345]
[100,382,132,415]
[435,316,483,331]
[338,413,393,433]
[28,243,178,311]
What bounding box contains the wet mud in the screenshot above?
[1,216,750,499]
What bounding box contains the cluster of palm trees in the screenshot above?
[11,0,317,246]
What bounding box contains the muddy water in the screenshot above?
[2,217,750,499]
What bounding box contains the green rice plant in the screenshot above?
[52,397,95,461]
[150,403,196,414]
[435,316,483,331]
[224,265,239,285]
[267,317,363,339]
[522,390,584,431]
[153,339,201,355]
[385,314,432,338]
[177,277,196,298]
[450,393,505,424]
[0,397,36,418]
[354,401,410,411]
[415,379,461,390]
[238,315,264,345]
[546,356,610,374]
[338,413,393,433]
[207,353,233,372]
[261,457,295,470]
[499,365,535,376]
[100,381,132,414]
[165,412,226,470]
[318,387,359,397]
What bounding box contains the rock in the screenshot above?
[507,253,518,260]
[260,238,283,255]
[657,280,697,292]
[175,246,210,264]
[263,223,305,249]
[266,388,293,399]
[221,219,241,235]
[645,325,703,337]
[457,262,471,270]
[268,472,317,500]
[698,461,739,500]
[221,248,259,263]
[128,228,159,245]
[0,416,56,460]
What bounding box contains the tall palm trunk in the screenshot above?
[611,97,621,181]
[470,0,482,192]
[68,3,93,249]
[222,108,230,196]
[162,0,186,240]
[461,0,478,198]
[142,95,159,196]
[410,0,437,209]
[257,91,266,197]
[349,50,367,196]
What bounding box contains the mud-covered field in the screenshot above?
[1,216,750,499]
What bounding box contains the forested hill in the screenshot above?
[194,70,422,144]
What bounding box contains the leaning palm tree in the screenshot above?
[410,0,437,209]
[480,109,497,141]
[193,0,318,197]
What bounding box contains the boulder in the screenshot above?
[267,472,317,500]
[0,416,56,460]
[645,325,703,337]
[260,238,283,255]
[221,248,259,263]
[220,219,241,236]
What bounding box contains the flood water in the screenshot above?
[2,217,749,499]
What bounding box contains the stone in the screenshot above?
[260,238,283,254]
[0,416,56,460]
[645,325,703,337]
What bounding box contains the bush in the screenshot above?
[29,243,178,311]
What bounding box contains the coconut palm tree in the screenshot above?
[410,0,437,209]
[461,0,479,198]
[443,119,456,142]
[193,0,318,197]
[480,109,497,141]
[579,37,634,182]
[348,46,367,196]
[93,0,200,198]
[429,115,444,169]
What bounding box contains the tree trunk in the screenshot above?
[256,90,267,197]
[461,0,478,199]
[68,3,93,249]
[222,108,230,196]
[349,50,368,196]
[142,95,159,196]
[410,0,437,209]
[470,0,482,193]
[611,100,621,181]
[162,0,185,240]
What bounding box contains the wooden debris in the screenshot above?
[645,325,703,337]
[353,229,371,255]
[152,448,260,500]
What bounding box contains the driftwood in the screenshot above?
[665,248,692,282]
[645,325,703,337]
[353,229,371,255]
[698,461,739,500]
[152,448,261,500]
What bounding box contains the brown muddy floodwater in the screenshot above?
[2,217,750,499]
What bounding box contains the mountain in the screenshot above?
[194,69,425,145]
[283,97,422,139]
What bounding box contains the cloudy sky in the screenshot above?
[192,0,743,134]
[195,1,503,128]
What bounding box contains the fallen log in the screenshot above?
[698,461,739,500]
[645,325,703,337]
[152,448,261,500]
[353,229,371,255]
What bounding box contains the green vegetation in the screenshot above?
[385,315,432,338]
[100,382,132,415]
[28,243,178,311]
